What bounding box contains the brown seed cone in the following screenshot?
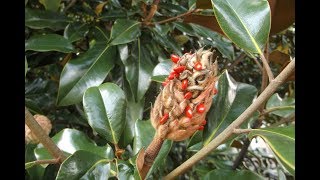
[137,48,219,179]
[151,48,219,141]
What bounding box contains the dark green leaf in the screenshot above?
[203,71,257,145]
[248,126,295,175]
[25,144,45,180]
[116,160,135,180]
[187,131,203,151]
[266,93,295,117]
[25,161,36,169]
[109,19,141,45]
[154,24,171,36]
[57,43,115,106]
[64,23,89,42]
[173,22,196,36]
[211,0,271,54]
[39,0,61,12]
[151,75,167,83]
[152,28,182,55]
[42,164,60,180]
[121,40,154,101]
[202,169,264,180]
[25,8,70,31]
[159,2,188,14]
[100,10,127,21]
[25,34,74,53]
[35,128,114,160]
[189,23,235,60]
[55,150,107,180]
[133,119,172,179]
[79,160,113,180]
[83,83,126,144]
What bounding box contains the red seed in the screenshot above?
[201,120,207,125]
[196,103,205,113]
[171,54,180,63]
[185,106,193,118]
[168,71,179,80]
[212,87,218,95]
[159,113,169,124]
[181,79,188,90]
[194,62,202,71]
[184,92,192,99]
[173,66,186,73]
[198,125,204,130]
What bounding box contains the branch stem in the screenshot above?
[151,9,200,25]
[164,59,295,179]
[25,107,66,162]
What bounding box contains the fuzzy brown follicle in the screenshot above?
[136,48,219,179]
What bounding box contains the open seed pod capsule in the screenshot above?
[137,48,219,179]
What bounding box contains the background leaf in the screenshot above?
[109,19,141,45]
[266,93,295,117]
[121,39,154,102]
[25,8,70,30]
[203,71,257,145]
[79,160,113,179]
[64,23,89,42]
[211,0,271,54]
[116,160,135,180]
[133,119,173,179]
[39,0,61,12]
[34,128,114,160]
[25,34,75,53]
[248,126,295,175]
[55,150,107,180]
[57,43,115,106]
[202,169,264,180]
[83,83,126,144]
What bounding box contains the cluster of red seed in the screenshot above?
[158,54,218,131]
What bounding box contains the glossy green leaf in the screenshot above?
[116,160,135,180]
[83,83,126,144]
[187,131,203,152]
[159,2,188,14]
[174,22,196,36]
[25,8,70,30]
[121,40,154,102]
[79,160,113,180]
[64,23,89,42]
[39,0,61,11]
[204,71,257,145]
[57,42,115,106]
[56,150,107,180]
[266,93,295,118]
[248,126,295,175]
[151,75,167,83]
[211,0,271,54]
[152,28,182,56]
[190,23,235,60]
[109,19,141,45]
[25,34,74,53]
[202,169,264,180]
[34,128,114,160]
[25,161,36,169]
[25,144,45,179]
[152,60,172,77]
[133,119,173,179]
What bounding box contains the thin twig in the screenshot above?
[259,42,274,82]
[227,52,246,70]
[164,59,295,179]
[25,107,66,163]
[233,129,252,134]
[151,9,200,25]
[64,0,77,13]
